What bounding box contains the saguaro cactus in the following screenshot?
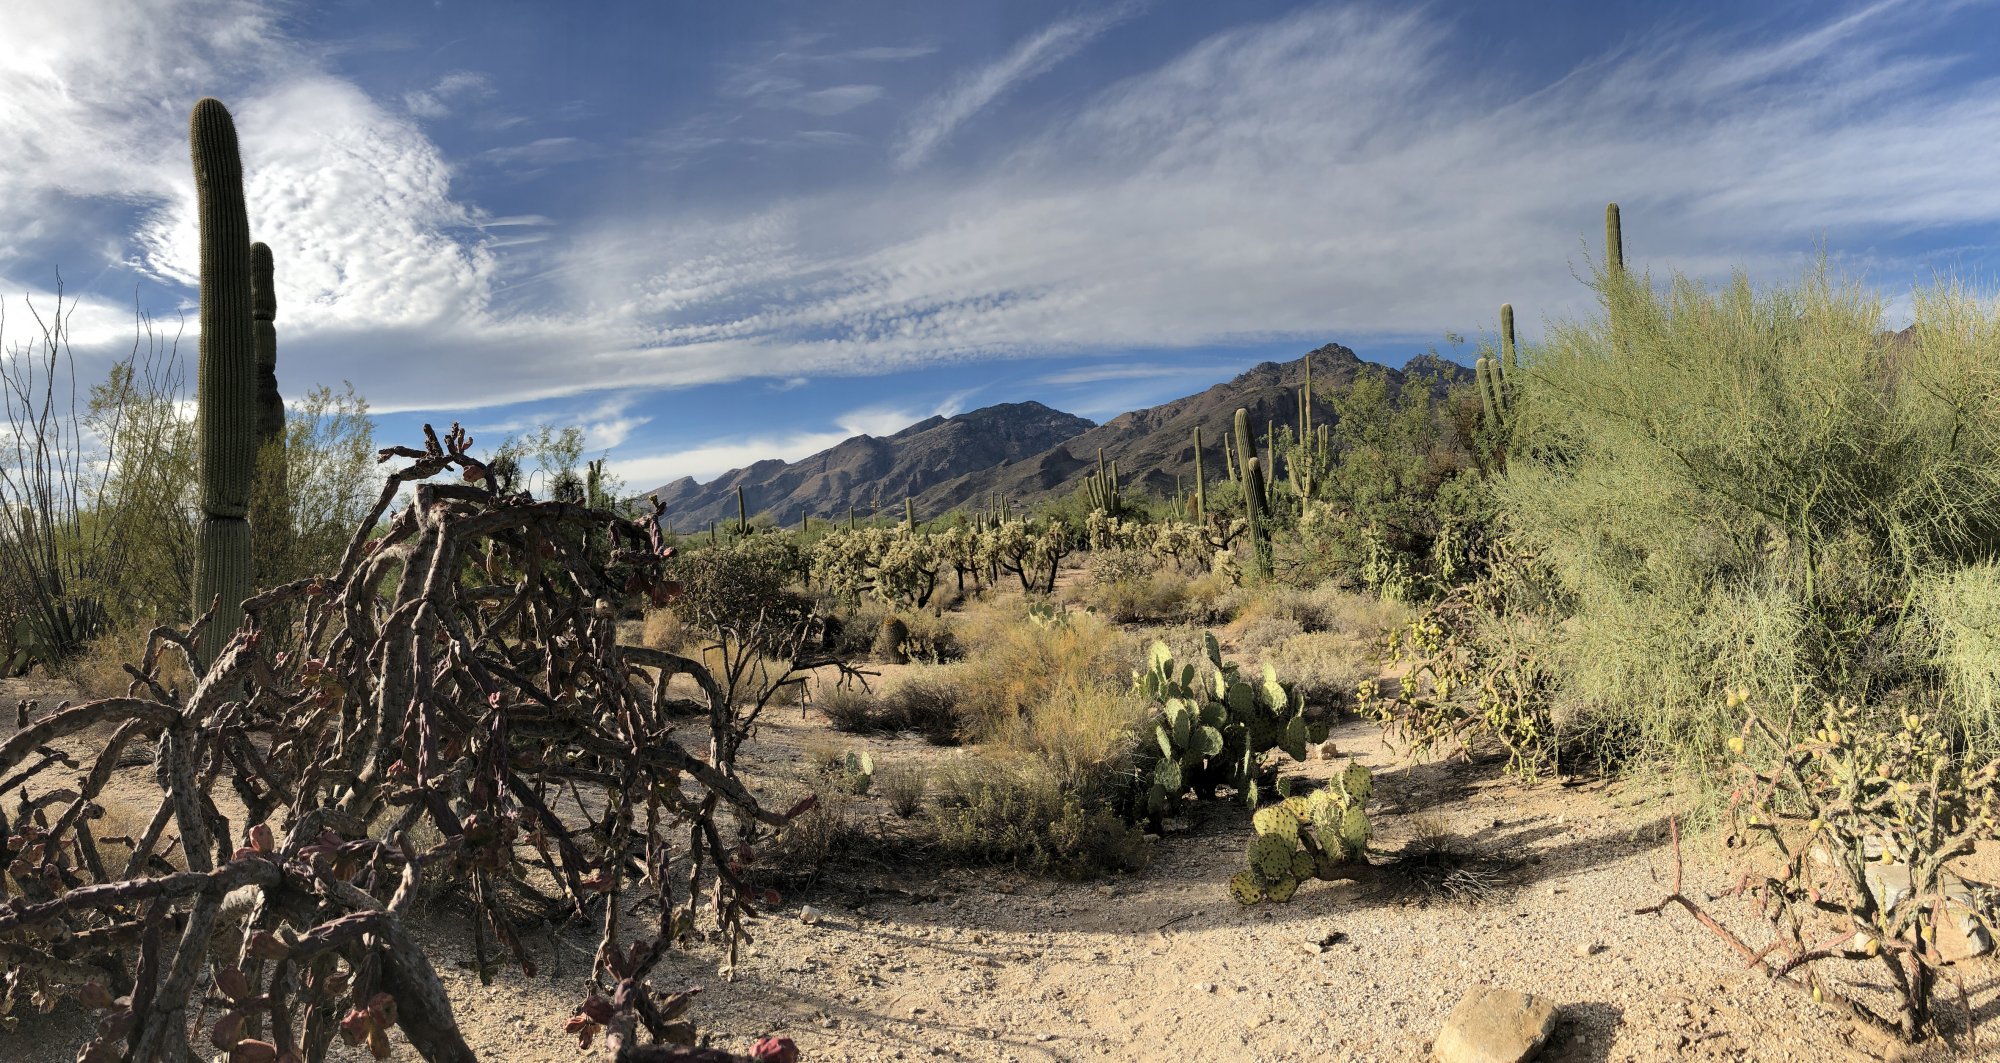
[1243,456,1269,579]
[190,98,257,655]
[737,484,748,533]
[1235,408,1269,578]
[249,241,288,583]
[1192,426,1206,522]
[1605,202,1624,275]
[905,496,916,531]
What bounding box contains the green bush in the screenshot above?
[1489,263,2000,766]
[926,757,1149,878]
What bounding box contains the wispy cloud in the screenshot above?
[1035,361,1236,386]
[607,396,959,486]
[402,71,493,118]
[892,3,1142,170]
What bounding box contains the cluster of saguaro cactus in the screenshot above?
[1230,761,1374,905]
[1083,447,1122,517]
[1129,632,1320,829]
[189,98,261,656]
[1285,353,1332,500]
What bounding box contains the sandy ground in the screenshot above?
[4,649,1999,1062]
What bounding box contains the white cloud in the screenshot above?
[791,84,886,115]
[892,2,1141,170]
[607,397,962,487]
[1035,361,1237,386]
[402,71,493,118]
[554,0,2000,411]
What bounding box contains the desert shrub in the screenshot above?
[875,763,927,818]
[926,756,1149,878]
[57,618,195,701]
[1494,264,2000,764]
[1086,548,1155,587]
[1173,567,1240,624]
[977,682,1149,798]
[763,785,858,880]
[817,682,881,733]
[669,533,813,651]
[878,670,965,744]
[1233,614,1303,656]
[949,603,1135,742]
[1079,570,1189,624]
[1261,631,1367,715]
[823,669,963,744]
[897,609,961,663]
[639,606,685,653]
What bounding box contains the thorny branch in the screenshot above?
[0,425,815,1061]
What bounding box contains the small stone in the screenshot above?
[1573,943,1604,957]
[1198,982,1216,993]
[799,905,822,925]
[1302,941,1325,956]
[1432,986,1559,1063]
[1035,1033,1055,1042]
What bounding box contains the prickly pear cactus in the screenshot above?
[1129,633,1326,829]
[1231,758,1375,906]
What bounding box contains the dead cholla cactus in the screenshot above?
[1643,690,2000,1044]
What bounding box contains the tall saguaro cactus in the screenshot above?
[1192,425,1206,522]
[1605,202,1624,275]
[249,241,288,582]
[190,98,257,655]
[1234,408,1269,578]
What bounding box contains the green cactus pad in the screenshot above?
[1338,806,1372,855]
[1203,631,1223,668]
[1229,870,1266,906]
[1265,875,1299,903]
[1261,662,1287,711]
[1156,723,1175,759]
[1281,715,1308,762]
[1290,849,1315,880]
[1340,761,1373,802]
[1248,832,1293,880]
[1192,724,1225,758]
[1154,757,1183,795]
[1252,805,1299,841]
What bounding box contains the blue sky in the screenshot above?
[6,0,2000,490]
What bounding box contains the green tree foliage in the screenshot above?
[1496,263,2000,761]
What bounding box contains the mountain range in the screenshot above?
[643,342,1470,531]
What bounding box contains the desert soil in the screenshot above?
[3,661,1997,1062]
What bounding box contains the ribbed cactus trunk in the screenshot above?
[736,485,747,534]
[1234,408,1268,578]
[1476,357,1502,429]
[190,98,257,660]
[1192,426,1205,523]
[1243,456,1269,579]
[249,241,288,585]
[1500,302,1517,377]
[1605,202,1626,350]
[905,497,915,531]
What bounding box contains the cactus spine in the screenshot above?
[190,98,258,656]
[1192,426,1206,523]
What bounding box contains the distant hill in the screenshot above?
[644,401,1095,531]
[643,342,1472,528]
[910,343,1470,516]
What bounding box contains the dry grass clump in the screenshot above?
[639,606,685,653]
[875,762,927,818]
[821,669,963,744]
[1075,558,1191,623]
[59,619,194,701]
[1233,614,1303,655]
[1174,568,1241,624]
[1261,631,1369,715]
[760,783,859,881]
[977,683,1149,796]
[926,755,1149,878]
[949,603,1135,741]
